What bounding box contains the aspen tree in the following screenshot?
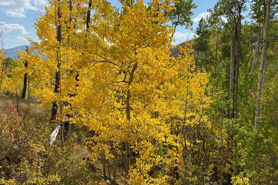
[31,0,210,183]
[255,0,271,130]
[21,46,29,99]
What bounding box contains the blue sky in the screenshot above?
[0,0,218,49]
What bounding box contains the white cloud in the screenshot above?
[173,32,195,44]
[0,0,29,18]
[0,22,28,35]
[193,12,228,24]
[193,12,211,23]
[0,0,48,17]
[33,0,48,9]
[16,36,30,46]
[0,1,16,6]
[6,10,25,18]
[174,32,189,41]
[17,36,28,42]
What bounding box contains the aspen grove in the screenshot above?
[1,0,278,184]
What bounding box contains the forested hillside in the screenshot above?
[1,0,278,184]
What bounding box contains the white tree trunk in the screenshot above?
[255,0,271,130]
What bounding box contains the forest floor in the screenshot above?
[0,95,46,122]
[0,96,127,185]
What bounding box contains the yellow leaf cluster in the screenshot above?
[28,0,211,183]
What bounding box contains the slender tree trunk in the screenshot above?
[234,14,242,120]
[113,147,117,184]
[125,89,131,174]
[50,71,60,121]
[0,29,3,92]
[50,0,62,122]
[255,0,271,131]
[22,72,28,99]
[63,0,76,141]
[215,33,219,79]
[0,61,4,92]
[0,28,4,92]
[86,0,92,32]
[204,52,207,70]
[229,2,243,120]
[22,47,29,99]
[16,90,20,114]
[229,32,234,119]
[195,51,199,69]
[108,159,111,181]
[125,62,138,175]
[252,25,261,71]
[103,150,106,180]
[27,76,30,100]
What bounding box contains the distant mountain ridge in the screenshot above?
[3,42,188,59]
[3,45,32,58]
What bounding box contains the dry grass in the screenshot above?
[0,96,50,123]
[0,96,128,184]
